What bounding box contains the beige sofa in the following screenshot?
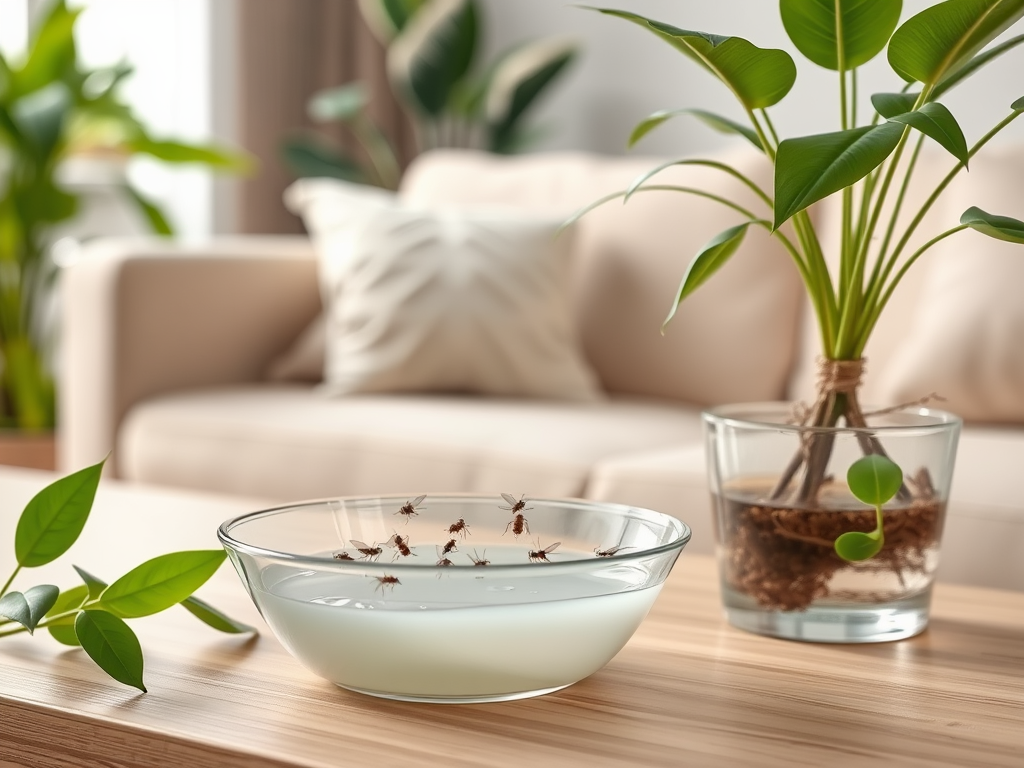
[59,146,1024,592]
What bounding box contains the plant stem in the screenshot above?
[1,566,21,597]
[625,158,774,209]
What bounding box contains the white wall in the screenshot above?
[478,0,1024,157]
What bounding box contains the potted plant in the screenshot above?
[583,0,1024,642]
[282,0,578,187]
[0,0,249,451]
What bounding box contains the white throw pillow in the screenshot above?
[285,178,603,401]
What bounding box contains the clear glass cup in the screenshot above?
[218,495,690,703]
[703,402,961,643]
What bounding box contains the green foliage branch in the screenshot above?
[0,459,255,693]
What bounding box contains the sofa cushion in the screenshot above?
[583,429,1024,591]
[118,386,703,502]
[400,147,804,407]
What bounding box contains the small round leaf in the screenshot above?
[847,454,903,506]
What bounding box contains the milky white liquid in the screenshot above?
[253,549,662,700]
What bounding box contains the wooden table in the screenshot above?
[1,467,1022,768]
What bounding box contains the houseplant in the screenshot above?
[0,0,249,436]
[583,0,1024,641]
[283,0,578,187]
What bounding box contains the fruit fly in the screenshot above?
[374,574,401,594]
[395,494,427,522]
[349,540,383,561]
[468,549,491,566]
[441,538,459,555]
[332,551,355,561]
[503,513,530,539]
[500,493,532,514]
[528,541,561,563]
[446,518,471,538]
[594,545,633,558]
[435,546,455,568]
[386,533,416,559]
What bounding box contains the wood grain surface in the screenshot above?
[1,468,1022,768]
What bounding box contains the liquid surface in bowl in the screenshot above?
[252,545,662,700]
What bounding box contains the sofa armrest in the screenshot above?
[59,236,319,475]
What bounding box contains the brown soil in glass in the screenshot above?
[716,480,944,611]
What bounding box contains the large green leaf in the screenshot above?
[73,565,108,600]
[888,0,1024,85]
[75,610,146,692]
[97,550,226,619]
[125,138,251,171]
[871,91,920,118]
[13,2,80,98]
[14,458,105,568]
[888,102,969,165]
[307,82,370,123]
[280,137,366,183]
[931,33,1024,98]
[591,8,796,109]
[358,0,427,42]
[388,0,477,116]
[628,108,762,151]
[486,38,576,154]
[180,595,257,634]
[123,185,174,236]
[10,83,71,160]
[774,123,903,229]
[960,206,1024,242]
[663,222,753,330]
[0,585,59,634]
[781,0,902,70]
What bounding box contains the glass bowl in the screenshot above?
[218,494,691,703]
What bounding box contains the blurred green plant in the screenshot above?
[282,0,578,188]
[0,0,250,431]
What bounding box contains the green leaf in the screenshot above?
[15,458,105,568]
[45,584,90,646]
[280,137,366,183]
[834,528,885,561]
[14,2,80,97]
[125,138,251,171]
[97,550,227,619]
[388,0,477,116]
[0,585,59,634]
[180,595,257,634]
[960,206,1024,242]
[307,82,370,123]
[888,0,1024,85]
[122,185,174,236]
[358,0,427,42]
[485,39,576,154]
[847,454,903,506]
[931,33,1024,99]
[75,610,146,692]
[663,222,753,331]
[1013,95,1024,110]
[888,102,970,165]
[73,565,108,600]
[780,0,902,70]
[773,123,903,229]
[871,91,920,118]
[628,108,762,150]
[10,83,71,160]
[590,8,796,109]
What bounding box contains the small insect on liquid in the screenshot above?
[503,513,530,539]
[499,493,532,515]
[374,574,401,594]
[435,545,455,568]
[528,541,561,563]
[386,532,416,559]
[468,550,491,566]
[332,551,355,561]
[395,494,426,523]
[594,545,633,558]
[350,540,383,561]
[441,538,459,555]
[445,518,471,538]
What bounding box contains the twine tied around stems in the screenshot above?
[791,358,866,426]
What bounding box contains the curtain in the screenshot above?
[235,0,415,234]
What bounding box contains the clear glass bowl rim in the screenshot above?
[703,401,962,437]
[218,494,692,575]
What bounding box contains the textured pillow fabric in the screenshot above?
[319,200,603,401]
[875,146,1024,423]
